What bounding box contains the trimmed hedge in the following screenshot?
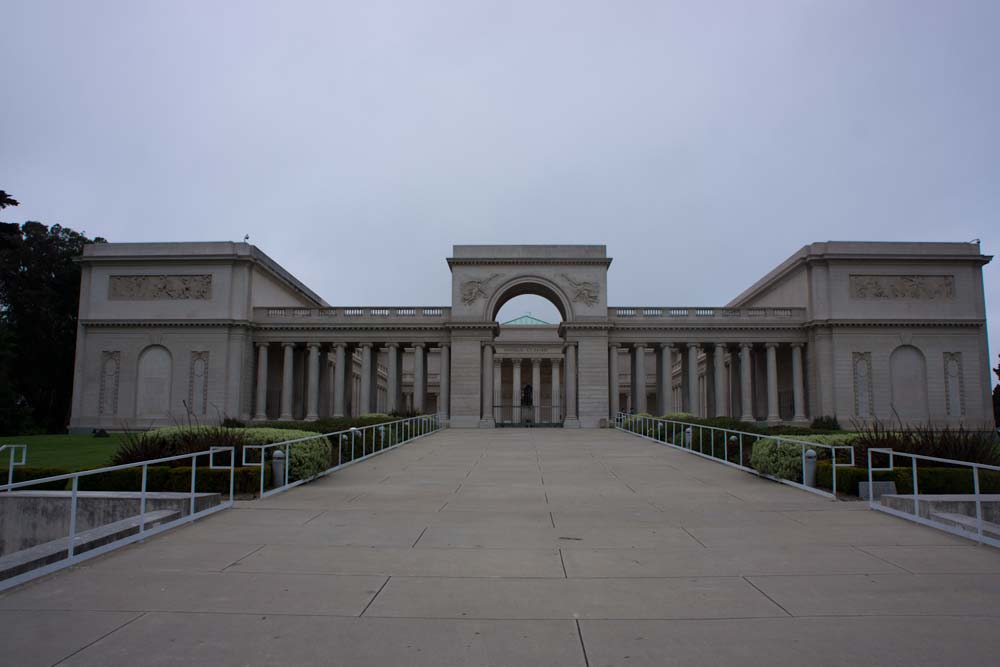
[8,465,269,495]
[257,415,402,434]
[816,462,1000,496]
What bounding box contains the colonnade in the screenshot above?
[610,341,807,423]
[491,356,563,422]
[482,345,577,424]
[253,341,450,421]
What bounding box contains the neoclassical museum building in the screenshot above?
[68,242,995,431]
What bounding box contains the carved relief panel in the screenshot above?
[189,351,210,415]
[852,352,873,417]
[849,275,955,300]
[943,352,965,417]
[98,351,120,416]
[109,275,212,300]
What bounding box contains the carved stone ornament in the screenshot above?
[110,275,212,300]
[188,351,210,416]
[849,275,955,301]
[561,274,600,306]
[461,274,500,305]
[99,351,120,416]
[852,352,873,417]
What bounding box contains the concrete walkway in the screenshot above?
[3,428,1000,666]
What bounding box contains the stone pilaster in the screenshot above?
[740,343,753,422]
[551,358,561,421]
[687,344,701,417]
[438,344,450,421]
[333,343,348,418]
[279,342,295,421]
[564,344,579,427]
[254,342,268,421]
[657,343,674,416]
[713,344,727,418]
[791,343,807,423]
[480,343,495,427]
[608,344,620,418]
[305,343,321,421]
[532,358,542,422]
[413,343,426,413]
[766,343,780,423]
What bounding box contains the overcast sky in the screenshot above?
[2,1,998,381]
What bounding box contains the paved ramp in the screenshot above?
[3,429,1000,665]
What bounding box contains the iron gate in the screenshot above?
[493,404,562,427]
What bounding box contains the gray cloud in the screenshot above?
[2,0,998,379]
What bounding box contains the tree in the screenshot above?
[0,220,106,434]
[0,190,19,209]
[993,353,1000,427]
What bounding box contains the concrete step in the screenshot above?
[0,509,179,581]
[929,511,1000,540]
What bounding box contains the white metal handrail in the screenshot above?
[867,448,1000,548]
[0,446,236,592]
[243,414,441,498]
[613,412,854,500]
[0,444,27,489]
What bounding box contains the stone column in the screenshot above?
[739,343,753,422]
[713,344,727,418]
[481,344,495,426]
[333,343,348,418]
[413,343,426,413]
[551,358,561,421]
[766,343,780,423]
[687,344,700,417]
[657,343,674,416]
[791,343,807,423]
[532,357,542,422]
[631,344,647,414]
[438,344,450,421]
[512,358,522,422]
[279,342,295,421]
[493,357,502,414]
[608,344,620,418]
[305,343,321,421]
[564,344,578,423]
[359,343,375,415]
[386,343,401,413]
[254,342,268,421]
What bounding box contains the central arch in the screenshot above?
[486,275,574,324]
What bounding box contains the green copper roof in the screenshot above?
[502,314,551,326]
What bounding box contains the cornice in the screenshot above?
[82,319,252,329]
[610,323,806,333]
[805,319,986,329]
[255,324,451,333]
[447,258,612,268]
[444,321,500,332]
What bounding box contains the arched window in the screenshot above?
[137,345,172,418]
[889,345,928,425]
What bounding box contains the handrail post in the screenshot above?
[190,453,197,516]
[912,456,919,518]
[973,466,983,542]
[867,449,874,510]
[229,448,235,504]
[260,447,266,497]
[285,443,291,486]
[140,464,148,535]
[832,447,838,497]
[68,476,79,559]
[801,444,806,485]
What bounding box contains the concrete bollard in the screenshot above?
[729,435,738,462]
[804,449,817,488]
[684,427,692,449]
[271,449,286,486]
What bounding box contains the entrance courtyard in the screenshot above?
[3,428,1000,665]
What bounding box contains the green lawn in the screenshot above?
[0,433,124,471]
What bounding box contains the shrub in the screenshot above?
[816,461,1000,496]
[77,465,269,495]
[233,428,331,481]
[113,426,250,467]
[851,419,1000,466]
[811,415,841,431]
[258,415,399,435]
[6,466,73,490]
[748,435,857,481]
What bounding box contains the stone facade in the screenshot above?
[69,241,995,431]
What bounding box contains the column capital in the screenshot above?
[714,342,728,349]
[659,342,675,351]
[282,341,296,349]
[334,342,347,350]
[687,342,702,350]
[413,342,426,349]
[386,341,400,350]
[790,342,805,349]
[510,357,522,364]
[551,357,561,367]
[256,341,269,349]
[609,343,620,350]
[740,342,754,351]
[532,357,542,367]
[633,343,646,350]
[306,342,321,351]
[765,342,779,350]
[439,342,450,350]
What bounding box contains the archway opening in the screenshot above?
[492,292,565,427]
